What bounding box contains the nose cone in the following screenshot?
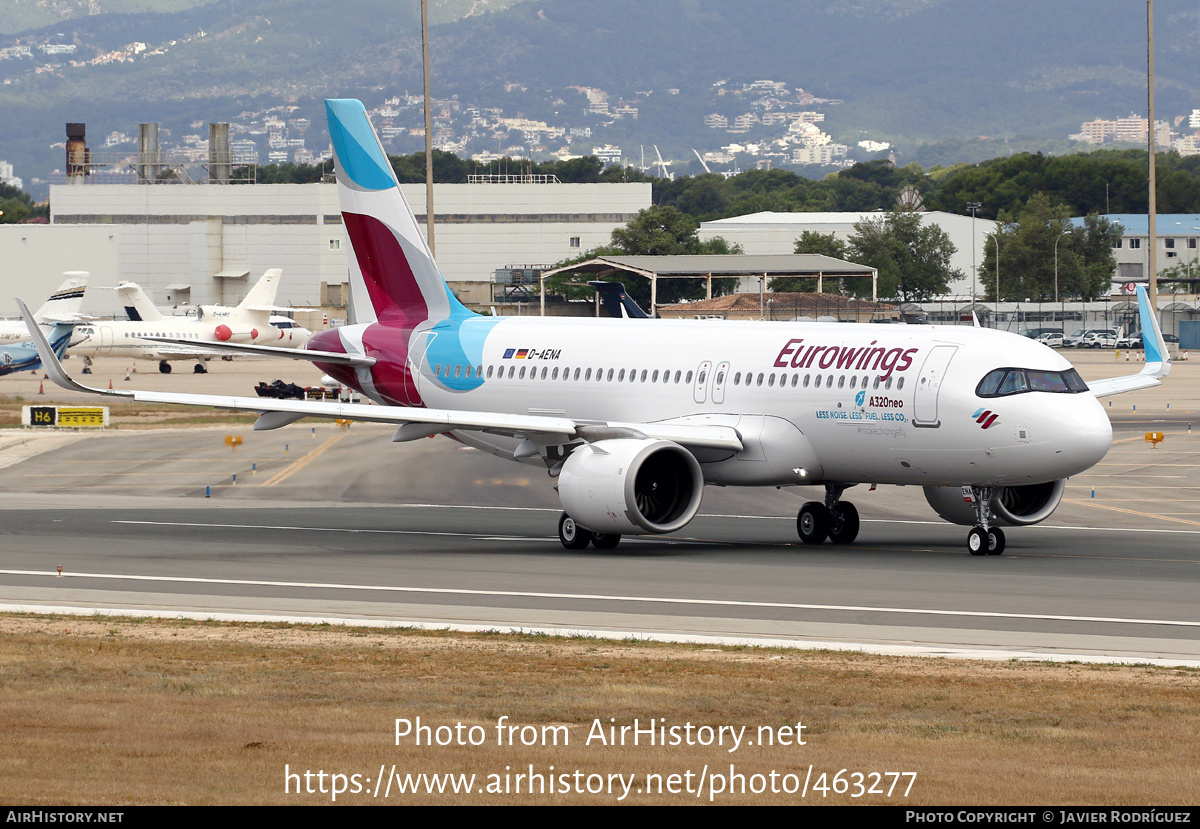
[1059,395,1113,475]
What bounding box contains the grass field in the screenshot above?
[2,614,1197,806]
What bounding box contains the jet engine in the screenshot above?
[558,438,704,535]
[922,480,1066,526]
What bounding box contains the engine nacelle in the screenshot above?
[558,438,704,535]
[922,480,1066,526]
[213,324,261,343]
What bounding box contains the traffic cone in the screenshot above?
[37,381,44,395]
[108,379,113,390]
[124,370,131,382]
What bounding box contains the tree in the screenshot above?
[1158,257,1200,294]
[979,193,1119,302]
[847,210,960,301]
[769,231,849,292]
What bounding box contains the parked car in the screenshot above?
[1119,331,1179,349]
[1036,332,1064,348]
[1066,328,1118,348]
[1081,331,1118,349]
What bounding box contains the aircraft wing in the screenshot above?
[142,336,376,367]
[19,300,742,452]
[1086,285,1172,398]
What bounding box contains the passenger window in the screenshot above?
[552,367,559,380]
[607,369,614,382]
[487,365,494,378]
[734,372,741,385]
[686,371,693,384]
[652,370,659,382]
[519,366,526,379]
[768,374,775,388]
[803,375,810,388]
[838,375,845,389]
[574,368,581,381]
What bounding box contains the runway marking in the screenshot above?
[113,515,1200,538]
[1061,498,1200,528]
[260,435,345,487]
[3,568,1198,630]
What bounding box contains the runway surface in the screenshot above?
[0,350,1197,664]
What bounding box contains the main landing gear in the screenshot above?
[797,485,860,545]
[558,512,621,551]
[193,362,207,374]
[964,486,1005,556]
[158,360,172,374]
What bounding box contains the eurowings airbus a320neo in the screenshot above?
[19,99,1171,555]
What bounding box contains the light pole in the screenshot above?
[1054,229,1071,331]
[960,202,979,326]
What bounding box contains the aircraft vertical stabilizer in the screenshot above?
[325,99,470,328]
[33,272,89,323]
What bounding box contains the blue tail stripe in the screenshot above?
[326,99,397,192]
[1137,286,1162,364]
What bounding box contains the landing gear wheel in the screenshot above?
[827,502,860,545]
[797,502,830,545]
[193,363,207,374]
[986,527,1006,556]
[558,513,591,550]
[591,533,621,550]
[158,361,172,374]
[967,527,988,556]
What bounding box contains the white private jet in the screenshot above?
[0,272,89,343]
[67,269,312,374]
[19,99,1172,555]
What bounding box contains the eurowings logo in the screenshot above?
[971,408,1000,429]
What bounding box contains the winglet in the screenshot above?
[1137,284,1171,380]
[17,298,132,399]
[1086,285,1171,398]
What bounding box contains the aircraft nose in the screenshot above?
[1061,397,1113,473]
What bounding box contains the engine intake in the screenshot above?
[558,438,704,535]
[923,480,1066,526]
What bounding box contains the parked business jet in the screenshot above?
[0,272,88,343]
[20,99,1172,555]
[0,323,73,376]
[67,269,312,374]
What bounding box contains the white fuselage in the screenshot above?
[341,316,1112,489]
[68,314,311,361]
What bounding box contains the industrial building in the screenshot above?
[0,120,651,322]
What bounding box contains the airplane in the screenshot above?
[114,279,313,347]
[66,269,313,374]
[0,272,89,343]
[19,98,1173,556]
[0,323,73,376]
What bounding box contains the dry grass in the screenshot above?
[1,614,1197,805]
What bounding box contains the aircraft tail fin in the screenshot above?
[33,272,89,323]
[237,268,283,312]
[114,282,165,322]
[325,98,470,327]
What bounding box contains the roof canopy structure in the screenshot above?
[537,254,878,316]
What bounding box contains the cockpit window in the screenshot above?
[976,368,1089,398]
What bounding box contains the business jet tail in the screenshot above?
[326,98,471,329]
[33,272,89,324]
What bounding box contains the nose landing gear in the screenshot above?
[964,486,1005,556]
